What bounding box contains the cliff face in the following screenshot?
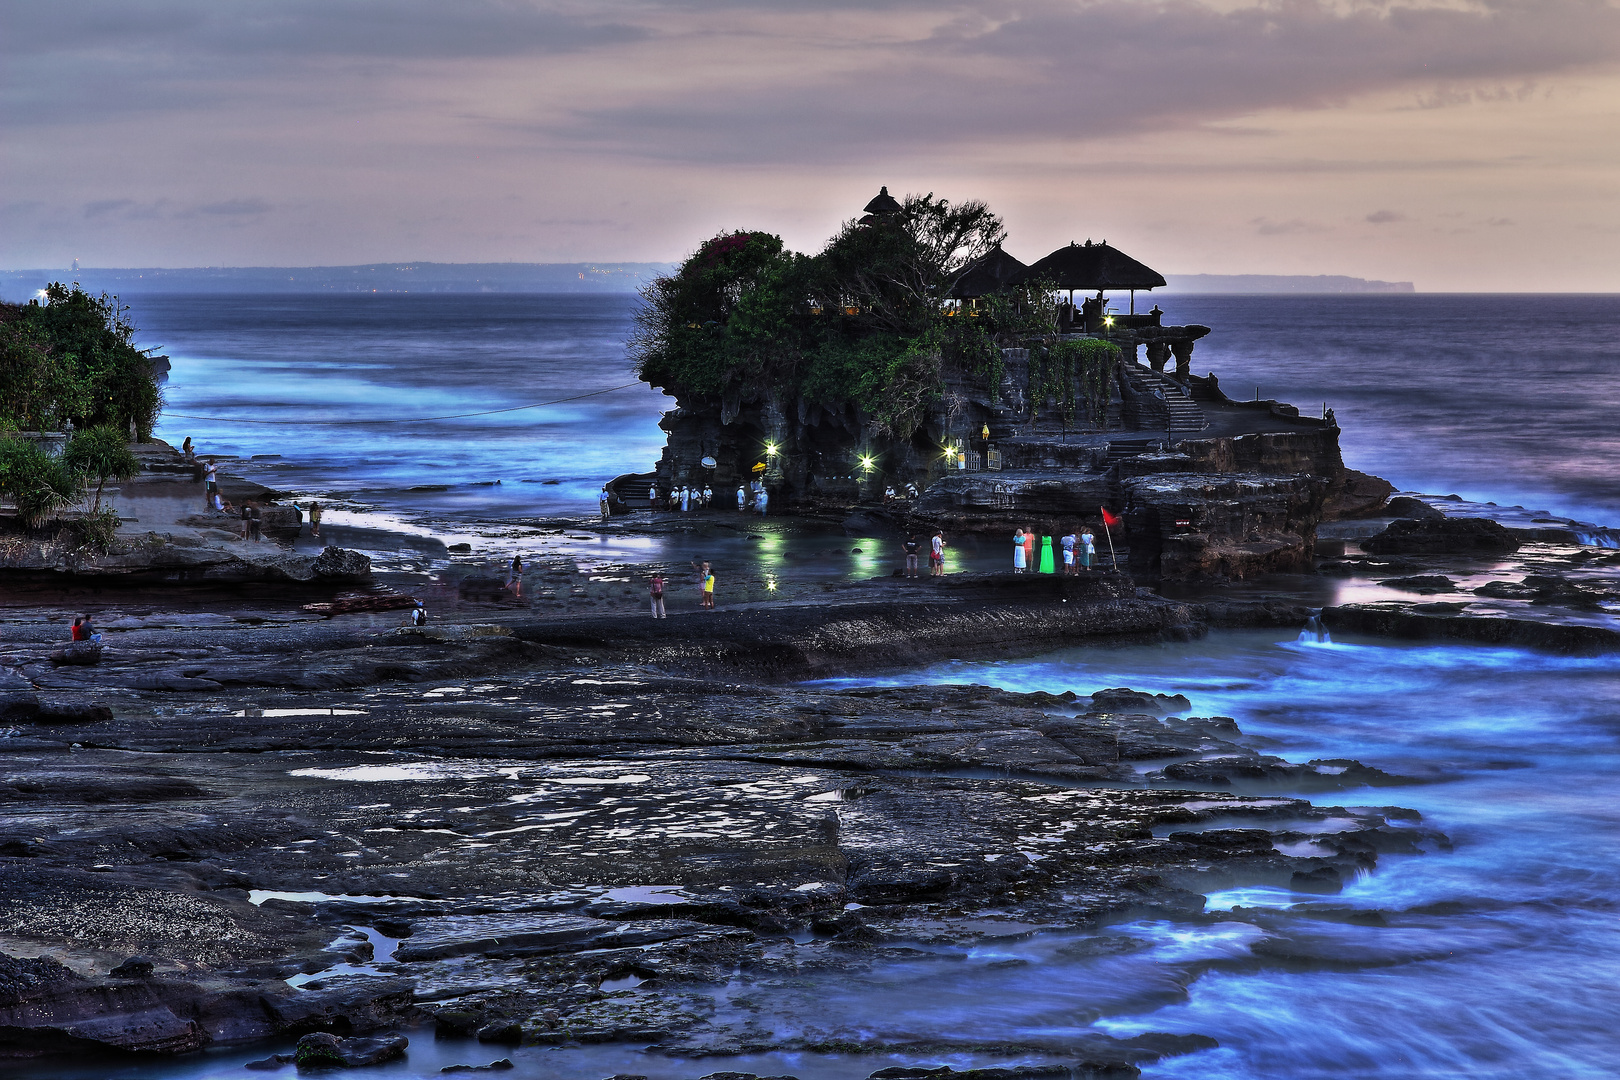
[645,346,1369,581]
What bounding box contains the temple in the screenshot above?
[619,188,1379,579]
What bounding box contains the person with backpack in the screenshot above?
[650,573,666,619]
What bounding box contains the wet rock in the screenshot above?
[1323,604,1620,654]
[1289,866,1344,894]
[244,1052,295,1070]
[1379,575,1456,593]
[1473,580,1539,599]
[442,1061,514,1073]
[294,1030,408,1067]
[1122,472,1326,579]
[1319,468,1393,520]
[1088,688,1191,715]
[109,955,155,978]
[1382,495,1445,521]
[1362,517,1520,556]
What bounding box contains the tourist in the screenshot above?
[204,461,218,509]
[703,485,713,508]
[1080,525,1096,569]
[248,503,261,542]
[240,502,253,540]
[650,573,666,619]
[930,530,945,576]
[70,617,86,642]
[1022,528,1035,573]
[411,603,426,626]
[181,436,193,459]
[681,486,691,513]
[737,485,747,512]
[1039,534,1054,574]
[600,487,611,519]
[1013,528,1027,572]
[508,554,524,598]
[310,501,322,539]
[903,534,920,578]
[1061,529,1077,575]
[757,487,769,516]
[650,483,661,510]
[701,562,714,609]
[213,492,226,513]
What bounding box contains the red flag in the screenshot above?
[1100,506,1120,527]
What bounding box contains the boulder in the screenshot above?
[312,547,371,580]
[294,1030,407,1067]
[1379,575,1456,594]
[1088,688,1192,715]
[1122,472,1327,579]
[1383,495,1445,521]
[1361,518,1520,556]
[109,956,156,979]
[1319,468,1394,520]
[441,1058,514,1072]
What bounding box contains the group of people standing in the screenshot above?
[901,531,947,577]
[646,481,770,516]
[647,559,714,618]
[1013,525,1099,573]
[650,484,719,513]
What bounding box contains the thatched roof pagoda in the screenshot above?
[946,244,1028,300]
[862,186,902,216]
[1015,240,1167,293]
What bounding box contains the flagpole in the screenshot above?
[1100,506,1119,570]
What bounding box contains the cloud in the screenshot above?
[1366,210,1407,224]
[545,0,1620,163]
[4,0,645,61]
[195,198,271,217]
[1253,217,1326,236]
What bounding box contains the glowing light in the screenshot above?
[765,575,778,592]
[765,443,778,456]
[1104,316,1114,327]
[860,455,875,470]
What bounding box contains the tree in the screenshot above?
[0,438,82,529]
[2,285,165,439]
[62,425,140,513]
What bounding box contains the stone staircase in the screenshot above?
[607,472,657,508]
[1106,438,1156,463]
[1124,367,1208,434]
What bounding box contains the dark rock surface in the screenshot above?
[0,586,1441,1067]
[1362,518,1520,556]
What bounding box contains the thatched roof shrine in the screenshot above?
[1015,240,1167,292]
[862,186,902,216]
[946,244,1028,299]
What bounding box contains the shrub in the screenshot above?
[62,425,140,513]
[0,438,82,529]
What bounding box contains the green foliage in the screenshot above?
[1031,338,1120,428]
[63,425,141,513]
[0,284,165,438]
[0,437,82,529]
[631,193,1011,440]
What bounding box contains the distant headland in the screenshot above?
[0,263,1412,297]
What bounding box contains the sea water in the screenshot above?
[806,631,1620,1079]
[134,292,1620,528]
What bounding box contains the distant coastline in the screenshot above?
[1163,273,1414,294]
[3,262,1412,297]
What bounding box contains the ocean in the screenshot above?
[131,292,1620,530]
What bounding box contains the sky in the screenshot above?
[5,0,1620,290]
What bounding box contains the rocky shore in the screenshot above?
[4,441,1618,1077]
[1,581,1437,1075]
